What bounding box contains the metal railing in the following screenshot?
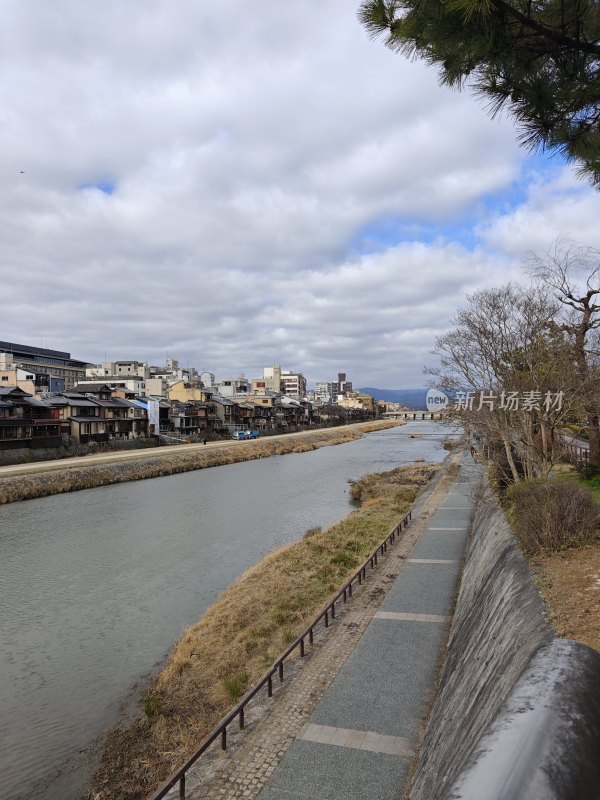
[561,443,590,463]
[146,508,413,800]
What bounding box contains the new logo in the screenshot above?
[426,389,449,413]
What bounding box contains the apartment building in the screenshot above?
[0,340,87,390]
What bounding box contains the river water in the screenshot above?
[0,421,453,799]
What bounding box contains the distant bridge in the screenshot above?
[382,411,445,421]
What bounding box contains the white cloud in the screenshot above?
[0,0,597,386]
[479,169,600,257]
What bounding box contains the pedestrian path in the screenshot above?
[257,456,483,800]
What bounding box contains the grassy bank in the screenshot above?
[86,461,438,800]
[531,545,600,654]
[522,462,600,655]
[0,421,397,505]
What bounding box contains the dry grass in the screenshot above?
[0,421,398,505]
[86,461,437,800]
[531,544,600,654]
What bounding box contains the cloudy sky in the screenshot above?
[2,0,600,388]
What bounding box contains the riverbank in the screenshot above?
[0,421,398,505]
[84,460,438,800]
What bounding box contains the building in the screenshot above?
[168,401,208,436]
[69,384,149,439]
[0,340,87,390]
[168,380,213,404]
[41,385,150,443]
[0,359,36,395]
[336,372,353,396]
[211,395,240,431]
[280,371,307,400]
[145,376,168,397]
[114,361,149,378]
[0,386,67,450]
[215,376,251,397]
[77,375,146,395]
[263,365,282,392]
[314,382,336,404]
[337,391,376,416]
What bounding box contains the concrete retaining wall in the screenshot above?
[448,638,600,799]
[411,486,554,799]
[412,483,600,799]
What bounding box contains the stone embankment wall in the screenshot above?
[412,485,600,800]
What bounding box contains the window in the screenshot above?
[1,376,7,382]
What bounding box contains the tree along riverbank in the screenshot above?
[84,460,438,800]
[0,420,399,505]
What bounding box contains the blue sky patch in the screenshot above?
[347,150,569,257]
[78,181,115,195]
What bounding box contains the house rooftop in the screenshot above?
[71,383,112,394]
[0,386,31,397]
[211,396,235,406]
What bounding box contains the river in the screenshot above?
[0,421,453,799]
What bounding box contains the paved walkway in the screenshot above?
[179,453,483,800]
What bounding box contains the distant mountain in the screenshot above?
[359,388,428,409]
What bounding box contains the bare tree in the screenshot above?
[431,283,576,481]
[528,241,600,464]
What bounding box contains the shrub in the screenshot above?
[303,526,322,539]
[142,692,163,719]
[575,459,600,480]
[506,479,600,554]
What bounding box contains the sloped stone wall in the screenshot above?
[411,486,553,799]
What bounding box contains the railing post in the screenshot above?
[179,774,185,800]
[348,581,352,597]
[239,707,245,729]
[358,571,362,585]
[278,662,284,682]
[331,602,335,619]
[309,627,314,645]
[325,609,329,627]
[268,675,273,697]
[221,727,227,750]
[300,638,305,657]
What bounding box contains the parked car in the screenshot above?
[232,430,260,440]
